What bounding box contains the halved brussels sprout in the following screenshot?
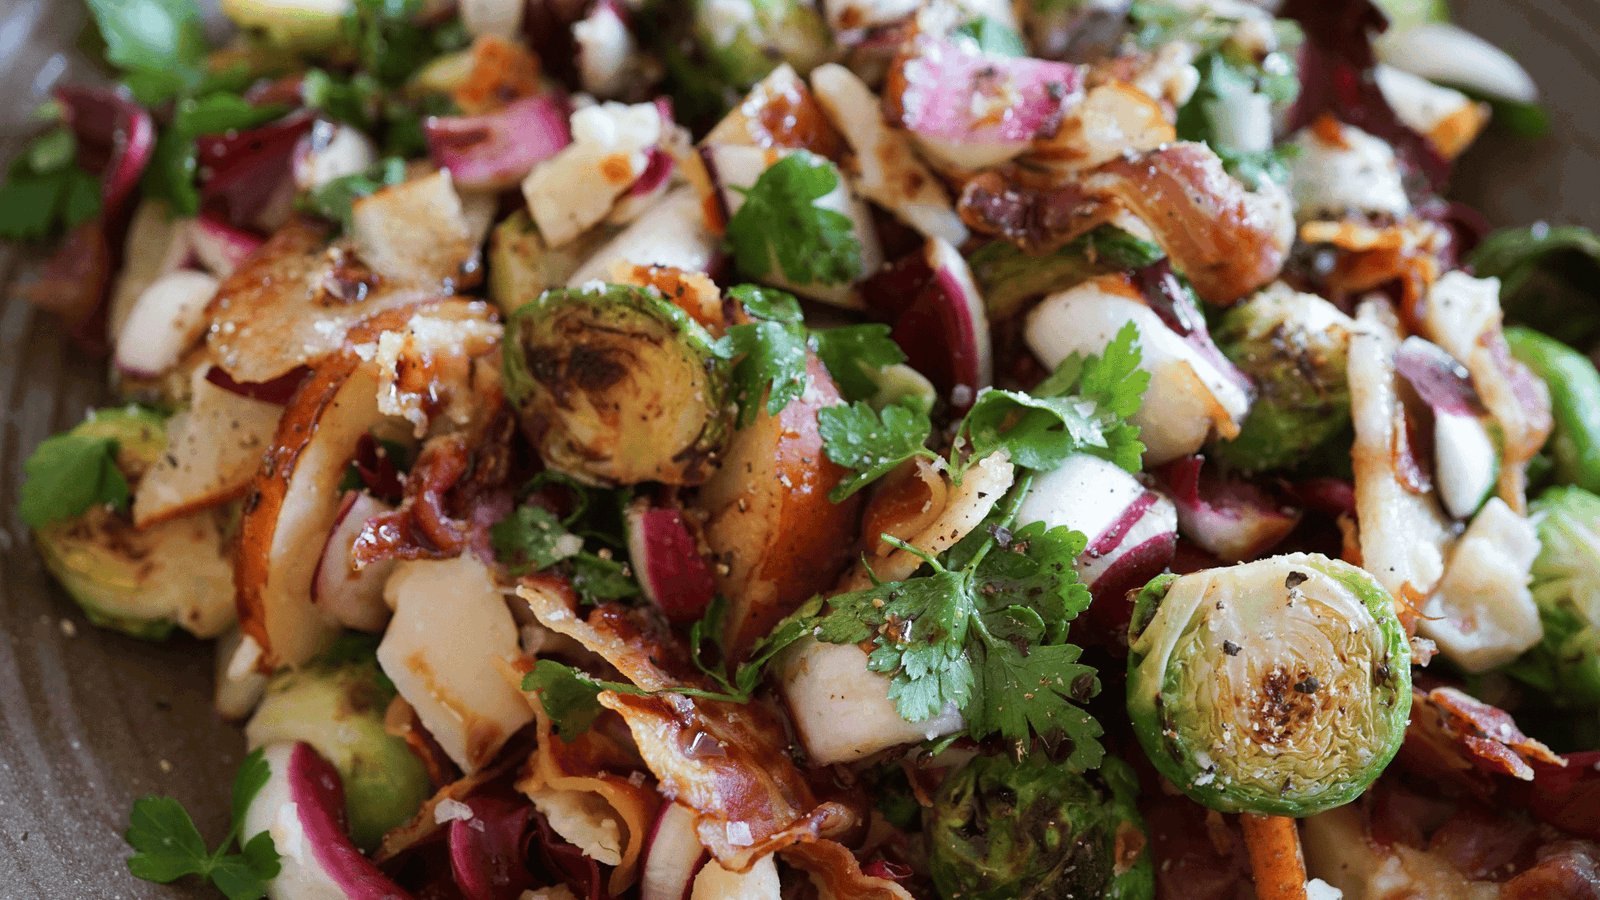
[1506,486,1600,706]
[31,407,236,640]
[1211,285,1357,472]
[692,0,833,88]
[245,640,431,851]
[926,754,1152,900]
[1127,553,1411,817]
[503,284,732,486]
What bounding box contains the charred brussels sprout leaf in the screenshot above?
[503,284,732,487]
[927,754,1152,900]
[968,226,1165,321]
[245,643,430,851]
[1126,553,1411,817]
[1211,286,1357,472]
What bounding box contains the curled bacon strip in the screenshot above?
[1400,687,1564,786]
[516,581,861,873]
[958,143,1293,306]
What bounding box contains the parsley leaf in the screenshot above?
[0,128,103,242]
[522,658,622,738]
[143,94,291,216]
[725,151,864,286]
[126,747,281,900]
[952,16,1027,57]
[18,431,130,528]
[817,402,939,502]
[297,157,408,233]
[714,286,811,426]
[83,0,208,104]
[491,505,583,575]
[961,320,1148,474]
[569,553,640,604]
[811,324,907,402]
[797,504,1104,753]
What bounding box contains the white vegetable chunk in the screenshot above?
[524,101,662,247]
[691,852,780,900]
[133,365,284,527]
[378,555,532,773]
[779,638,964,765]
[1419,497,1543,673]
[1025,278,1250,465]
[808,63,968,246]
[566,186,717,286]
[1348,300,1454,602]
[1017,453,1178,588]
[114,270,219,377]
[1286,121,1410,223]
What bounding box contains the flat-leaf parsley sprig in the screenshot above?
[125,747,281,900]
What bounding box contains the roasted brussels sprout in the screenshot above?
[1506,486,1600,706]
[692,0,833,88]
[1127,553,1412,817]
[926,754,1153,900]
[245,640,431,851]
[1211,285,1357,472]
[503,284,732,486]
[30,407,236,640]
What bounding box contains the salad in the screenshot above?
[7,0,1600,896]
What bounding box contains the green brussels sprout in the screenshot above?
[219,0,352,52]
[1504,486,1600,706]
[30,408,236,640]
[487,211,616,318]
[1211,285,1357,472]
[968,227,1165,321]
[926,754,1153,900]
[503,283,732,487]
[693,0,833,88]
[245,639,431,851]
[1127,553,1411,817]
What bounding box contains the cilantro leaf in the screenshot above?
[817,402,938,502]
[967,640,1104,769]
[125,748,280,899]
[230,747,272,829]
[725,151,864,286]
[491,505,583,575]
[18,431,130,528]
[126,797,209,883]
[963,321,1148,474]
[811,324,907,402]
[83,0,208,104]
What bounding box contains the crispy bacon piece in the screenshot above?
[516,696,661,895]
[1503,841,1600,900]
[958,143,1292,306]
[516,580,861,873]
[353,404,516,566]
[1403,687,1564,784]
[783,840,917,900]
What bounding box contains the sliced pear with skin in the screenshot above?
[235,353,396,670]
